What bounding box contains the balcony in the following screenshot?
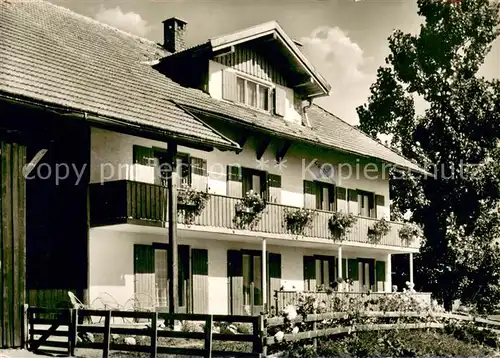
[89,180,418,248]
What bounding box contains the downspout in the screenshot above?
[302,99,313,127]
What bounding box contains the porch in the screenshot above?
[88,225,419,316]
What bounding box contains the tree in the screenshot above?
[357,0,500,311]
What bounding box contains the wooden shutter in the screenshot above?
[133,145,154,166]
[328,185,336,211]
[260,171,269,201]
[369,259,376,288]
[368,193,376,218]
[376,260,386,281]
[375,194,385,219]
[191,157,208,191]
[327,256,336,287]
[227,250,244,315]
[222,70,237,102]
[192,248,209,313]
[340,258,347,279]
[303,180,316,209]
[303,256,316,291]
[242,168,252,197]
[268,174,281,204]
[267,253,281,311]
[176,153,191,186]
[134,245,155,310]
[336,187,347,212]
[347,189,358,214]
[273,86,286,117]
[227,165,243,198]
[347,259,358,281]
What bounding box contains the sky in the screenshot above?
[53,0,499,125]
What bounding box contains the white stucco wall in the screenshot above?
[90,127,391,217]
[89,228,392,314]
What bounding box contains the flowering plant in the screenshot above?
[177,183,210,225]
[233,190,267,229]
[367,217,391,244]
[283,207,316,237]
[328,211,357,241]
[398,222,422,247]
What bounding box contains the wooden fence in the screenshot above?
[265,311,500,347]
[27,307,500,357]
[27,307,264,358]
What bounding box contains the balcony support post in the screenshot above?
[385,254,392,293]
[409,252,414,286]
[167,142,179,315]
[262,238,267,312]
[337,246,343,292]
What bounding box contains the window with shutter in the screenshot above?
[133,145,156,166]
[225,72,270,111]
[191,157,208,191]
[241,167,268,199]
[358,190,376,218]
[315,182,336,211]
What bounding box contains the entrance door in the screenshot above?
[242,252,263,315]
[153,244,190,313]
[358,258,375,292]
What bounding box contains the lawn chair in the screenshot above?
[123,293,157,323]
[67,291,93,324]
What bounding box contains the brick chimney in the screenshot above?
[163,17,187,53]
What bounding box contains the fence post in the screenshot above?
[151,311,158,358]
[204,315,213,358]
[252,315,263,356]
[260,313,268,357]
[312,320,318,349]
[28,309,34,351]
[69,309,78,356]
[21,304,28,349]
[102,310,112,358]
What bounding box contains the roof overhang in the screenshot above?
[209,21,331,98]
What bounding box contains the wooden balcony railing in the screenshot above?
[89,180,419,248]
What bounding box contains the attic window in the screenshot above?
[236,76,269,111]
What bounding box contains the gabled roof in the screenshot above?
[164,21,331,98]
[210,21,331,97]
[0,0,426,174]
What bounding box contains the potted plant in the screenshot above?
[367,217,391,244]
[233,190,267,229]
[398,222,422,247]
[283,207,316,237]
[328,211,357,241]
[177,183,210,225]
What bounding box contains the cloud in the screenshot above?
[300,26,373,124]
[94,6,150,37]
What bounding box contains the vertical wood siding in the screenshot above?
[215,45,287,86]
[0,141,26,348]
